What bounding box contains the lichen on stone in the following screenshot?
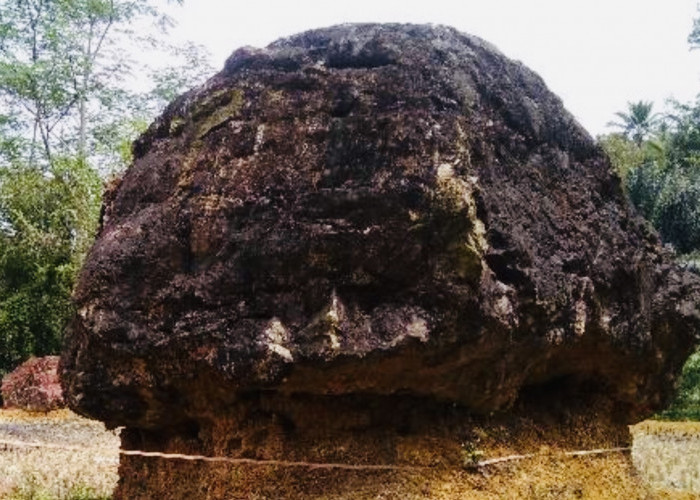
[192,88,244,138]
[431,163,488,283]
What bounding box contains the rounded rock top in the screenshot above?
[62,23,700,430]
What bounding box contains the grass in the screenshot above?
[0,409,118,500]
[630,420,700,496]
[0,409,699,499]
[4,478,112,500]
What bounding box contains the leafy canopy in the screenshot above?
[601,96,700,420]
[0,157,101,375]
[0,0,208,173]
[0,0,211,375]
[606,101,660,147]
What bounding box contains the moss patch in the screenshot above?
[431,163,488,283]
[191,88,244,139]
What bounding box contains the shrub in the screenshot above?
[659,348,700,420]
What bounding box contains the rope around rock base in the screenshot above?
[467,447,632,469]
[0,437,631,471]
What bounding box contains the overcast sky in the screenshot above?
[166,0,700,137]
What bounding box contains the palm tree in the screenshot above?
[607,101,660,146]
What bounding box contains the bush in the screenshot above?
[0,157,101,376]
[660,348,700,420]
[627,163,700,254]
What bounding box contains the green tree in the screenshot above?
[0,0,190,170]
[0,157,101,375]
[600,132,654,182]
[606,100,660,146]
[0,0,211,374]
[662,99,700,172]
[660,348,700,420]
[603,99,700,419]
[602,98,700,255]
[689,8,700,49]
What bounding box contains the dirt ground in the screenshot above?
[0,409,699,499]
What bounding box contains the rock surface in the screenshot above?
[3,356,65,412]
[60,23,700,498]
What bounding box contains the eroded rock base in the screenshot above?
[114,386,653,499]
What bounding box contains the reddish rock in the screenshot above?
[60,23,700,498]
[2,356,64,412]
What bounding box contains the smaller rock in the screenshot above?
[1,356,65,412]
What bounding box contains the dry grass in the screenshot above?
[0,409,118,499]
[1,409,699,499]
[631,420,700,497]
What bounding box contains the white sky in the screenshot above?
[167,0,700,137]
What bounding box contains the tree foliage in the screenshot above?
[0,0,208,173]
[602,96,700,420]
[606,101,660,146]
[0,0,211,375]
[659,349,700,420]
[689,9,700,51]
[0,158,101,375]
[602,98,700,254]
[2,0,143,163]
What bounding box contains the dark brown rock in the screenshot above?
[3,356,65,412]
[61,23,699,498]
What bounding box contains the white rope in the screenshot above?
[0,438,429,471]
[0,437,631,471]
[471,446,631,468]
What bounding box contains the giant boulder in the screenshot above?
[61,23,700,499]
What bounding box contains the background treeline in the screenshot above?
[603,100,700,257]
[598,15,700,419]
[0,0,211,375]
[601,99,700,419]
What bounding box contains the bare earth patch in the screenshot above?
[0,409,118,499]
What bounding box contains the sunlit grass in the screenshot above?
[0,409,118,499]
[631,420,700,495]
